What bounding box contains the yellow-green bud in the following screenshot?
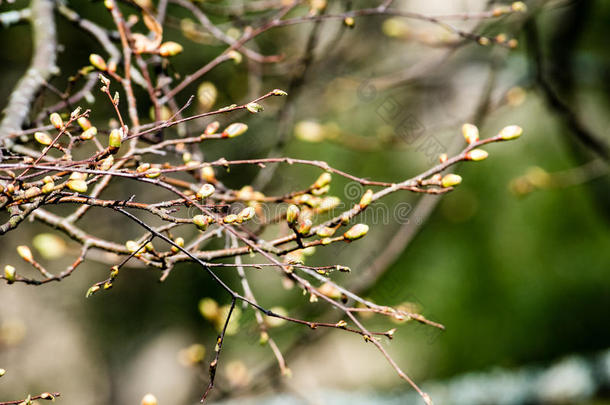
[17,246,33,262]
[201,166,216,182]
[272,89,288,96]
[511,1,527,12]
[100,155,114,171]
[297,219,312,235]
[222,122,248,138]
[466,149,489,161]
[223,214,238,224]
[193,214,213,230]
[86,285,100,298]
[461,123,479,144]
[227,50,242,64]
[237,206,256,222]
[4,265,16,283]
[42,182,55,194]
[441,173,462,188]
[67,179,88,193]
[80,127,97,140]
[316,226,336,237]
[313,172,332,189]
[0,368,6,377]
[343,16,355,27]
[89,53,107,70]
[77,117,92,130]
[204,121,220,135]
[286,205,300,225]
[159,41,183,57]
[109,128,122,149]
[359,189,374,209]
[196,184,215,199]
[50,113,63,129]
[246,102,264,114]
[171,237,185,253]
[498,125,523,140]
[343,223,369,241]
[145,167,161,178]
[34,132,52,146]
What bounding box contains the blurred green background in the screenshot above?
[0,0,609,404]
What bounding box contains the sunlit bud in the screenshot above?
[478,37,490,46]
[246,102,264,114]
[313,172,331,189]
[76,117,91,131]
[110,266,119,279]
[295,194,318,208]
[85,285,100,298]
[439,153,448,163]
[237,206,256,222]
[144,242,154,252]
[125,240,144,255]
[49,113,63,129]
[181,152,192,164]
[42,182,55,194]
[507,39,518,48]
[193,214,213,230]
[197,82,217,110]
[223,214,238,224]
[0,368,5,377]
[335,320,348,328]
[198,297,219,320]
[316,226,336,237]
[67,179,87,193]
[100,155,114,171]
[498,125,523,140]
[466,149,489,161]
[227,50,242,64]
[103,281,112,290]
[343,224,369,241]
[511,1,527,12]
[145,167,161,179]
[222,122,248,138]
[108,60,117,73]
[359,189,374,209]
[272,89,288,96]
[461,123,479,144]
[196,184,215,199]
[136,164,151,174]
[343,16,355,27]
[4,265,16,283]
[317,196,341,212]
[297,219,312,235]
[99,73,110,86]
[201,166,216,182]
[34,132,52,146]
[17,246,33,262]
[159,41,183,56]
[141,393,158,405]
[204,121,220,135]
[318,282,341,299]
[24,187,40,199]
[78,126,97,140]
[266,307,288,328]
[441,173,462,188]
[286,205,300,225]
[113,91,119,105]
[336,265,350,273]
[385,328,397,339]
[108,128,122,150]
[171,237,184,253]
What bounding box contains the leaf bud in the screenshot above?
[343,223,369,241]
[461,123,479,144]
[49,113,63,129]
[4,265,16,283]
[34,132,52,146]
[159,41,183,56]
[286,205,300,225]
[441,173,462,188]
[196,184,215,200]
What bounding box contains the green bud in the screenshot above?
[80,127,98,140]
[246,102,264,114]
[50,113,63,129]
[441,173,462,188]
[466,149,489,161]
[359,189,374,209]
[193,214,213,230]
[109,128,122,149]
[85,285,100,298]
[461,123,479,144]
[4,265,16,283]
[498,125,523,140]
[67,179,88,193]
[34,131,52,146]
[286,205,300,225]
[313,172,332,189]
[343,223,369,241]
[272,89,288,96]
[237,206,256,222]
[297,219,312,235]
[89,54,107,71]
[222,123,248,138]
[223,214,239,224]
[196,184,215,199]
[159,41,183,57]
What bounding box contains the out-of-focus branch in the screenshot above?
[0,0,57,149]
